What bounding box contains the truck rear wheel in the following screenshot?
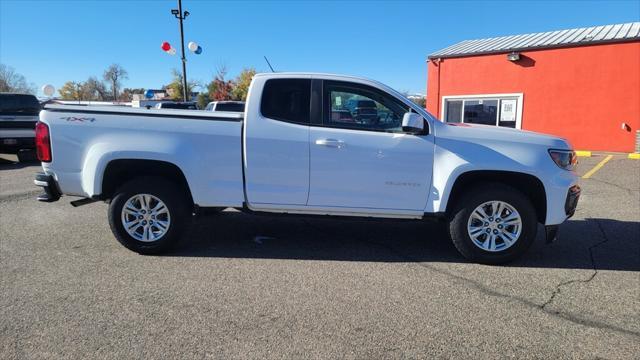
[108,177,190,254]
[447,183,538,264]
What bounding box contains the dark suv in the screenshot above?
[345,99,378,124]
[0,93,40,160]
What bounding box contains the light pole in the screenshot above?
[171,0,189,102]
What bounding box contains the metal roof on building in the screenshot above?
[428,22,640,59]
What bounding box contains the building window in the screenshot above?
[441,94,523,129]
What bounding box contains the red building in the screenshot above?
[426,22,640,153]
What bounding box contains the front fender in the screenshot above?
[427,136,571,226]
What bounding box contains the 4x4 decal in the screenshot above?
[60,116,96,123]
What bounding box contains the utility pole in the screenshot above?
[171,0,189,102]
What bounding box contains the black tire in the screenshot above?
[447,183,538,264]
[108,177,191,254]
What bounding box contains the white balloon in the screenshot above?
[168,48,177,55]
[188,41,198,52]
[42,84,55,97]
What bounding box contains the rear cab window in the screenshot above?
[216,103,245,112]
[260,79,311,124]
[161,102,197,110]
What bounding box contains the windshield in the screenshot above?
[0,94,40,115]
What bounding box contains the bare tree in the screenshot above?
[0,64,35,94]
[103,64,128,100]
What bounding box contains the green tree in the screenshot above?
[103,64,128,100]
[197,93,210,109]
[231,68,256,101]
[411,97,426,108]
[166,69,198,101]
[0,64,35,94]
[58,81,84,100]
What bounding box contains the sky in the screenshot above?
[1,0,639,97]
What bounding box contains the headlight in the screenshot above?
[549,149,577,171]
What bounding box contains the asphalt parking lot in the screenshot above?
[1,154,638,359]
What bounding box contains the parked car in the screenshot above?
[34,73,579,264]
[154,102,198,110]
[204,101,245,112]
[0,93,40,161]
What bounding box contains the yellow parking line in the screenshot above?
[582,155,613,179]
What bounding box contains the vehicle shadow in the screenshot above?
[0,156,38,169]
[170,211,639,271]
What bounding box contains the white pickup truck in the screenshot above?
[34,73,580,264]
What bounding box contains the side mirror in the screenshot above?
[402,112,424,134]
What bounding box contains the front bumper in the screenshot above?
[34,172,61,202]
[545,184,581,243]
[565,185,581,218]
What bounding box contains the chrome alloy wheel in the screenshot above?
[467,200,522,252]
[121,194,171,242]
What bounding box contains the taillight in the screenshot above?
[35,122,52,162]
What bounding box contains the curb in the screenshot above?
[628,153,640,160]
[575,151,592,157]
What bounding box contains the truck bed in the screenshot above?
[39,105,246,207]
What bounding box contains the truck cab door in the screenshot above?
[243,77,312,206]
[307,80,434,211]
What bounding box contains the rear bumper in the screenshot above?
[34,172,61,202]
[0,137,35,154]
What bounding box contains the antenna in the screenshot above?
[263,56,275,72]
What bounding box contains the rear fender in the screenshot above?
[82,135,198,199]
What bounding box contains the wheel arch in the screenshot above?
[444,170,547,223]
[100,159,194,207]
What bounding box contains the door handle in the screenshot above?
[315,139,345,148]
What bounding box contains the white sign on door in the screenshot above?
[500,100,517,122]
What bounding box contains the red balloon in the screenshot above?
[161,42,171,51]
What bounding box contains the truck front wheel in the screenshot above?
[108,177,190,254]
[448,184,538,264]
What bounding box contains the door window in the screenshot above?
[323,81,410,133]
[260,79,311,124]
[444,96,519,128]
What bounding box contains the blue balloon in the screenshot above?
[144,89,154,99]
[195,46,202,54]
